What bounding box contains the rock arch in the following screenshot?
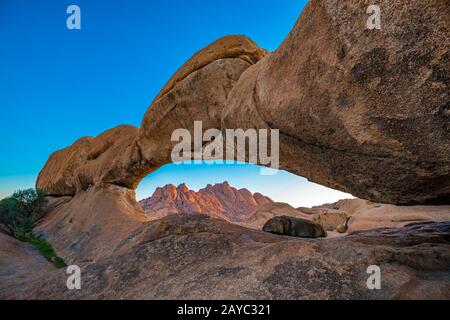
[37,0,450,206]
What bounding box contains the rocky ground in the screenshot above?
[241,199,450,234]
[3,183,448,300]
[1,214,449,300]
[139,184,450,235]
[0,226,54,299]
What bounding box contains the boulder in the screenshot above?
[313,199,372,215]
[336,223,347,234]
[240,202,313,230]
[313,210,349,232]
[263,216,327,238]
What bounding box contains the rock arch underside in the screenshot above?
[34,1,450,260]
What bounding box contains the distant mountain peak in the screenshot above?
[139,182,273,221]
[177,183,189,192]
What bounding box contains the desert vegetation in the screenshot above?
[0,189,66,268]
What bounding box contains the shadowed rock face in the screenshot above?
[37,1,450,224]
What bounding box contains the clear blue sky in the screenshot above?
[0,0,352,206]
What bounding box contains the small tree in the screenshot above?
[0,189,47,237]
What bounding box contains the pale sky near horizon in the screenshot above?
[0,0,355,207]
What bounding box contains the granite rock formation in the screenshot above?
[139,182,272,221]
[223,0,450,204]
[263,216,327,238]
[240,202,314,230]
[242,199,450,235]
[317,199,450,234]
[14,0,449,300]
[2,215,449,300]
[37,0,450,209]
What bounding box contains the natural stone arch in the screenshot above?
[37,0,450,206]
[36,35,267,197]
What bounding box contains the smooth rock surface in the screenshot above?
[317,199,450,234]
[263,215,327,238]
[0,227,54,299]
[223,0,450,204]
[313,210,349,232]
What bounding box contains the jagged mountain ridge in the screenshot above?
[139,182,273,221]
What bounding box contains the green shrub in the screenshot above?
[0,189,66,268]
[18,234,67,269]
[0,189,47,237]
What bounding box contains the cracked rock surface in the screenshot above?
[2,216,449,300]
